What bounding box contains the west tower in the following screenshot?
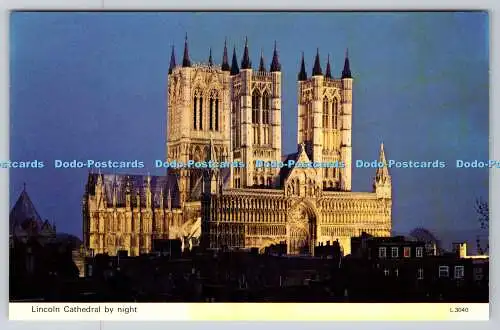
[297,49,353,191]
[167,36,232,205]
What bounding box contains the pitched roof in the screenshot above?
[86,172,181,208]
[9,188,44,233]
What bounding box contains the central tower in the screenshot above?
[229,38,282,188]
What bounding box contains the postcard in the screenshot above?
[7,11,489,320]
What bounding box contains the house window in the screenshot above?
[474,267,483,281]
[454,266,464,279]
[403,247,411,257]
[391,247,399,258]
[417,268,424,279]
[416,247,423,257]
[394,268,399,277]
[384,269,389,276]
[378,247,386,258]
[439,266,449,278]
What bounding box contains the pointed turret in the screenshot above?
[325,54,332,79]
[168,45,176,74]
[112,177,117,208]
[182,33,191,67]
[298,52,307,81]
[373,143,391,199]
[241,37,252,69]
[270,41,281,72]
[312,48,322,76]
[258,49,266,72]
[145,174,152,209]
[221,38,230,71]
[125,176,131,209]
[208,48,213,66]
[341,48,352,79]
[230,46,239,75]
[375,143,390,183]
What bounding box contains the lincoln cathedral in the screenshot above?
[82,35,392,257]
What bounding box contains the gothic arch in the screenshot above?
[287,200,318,255]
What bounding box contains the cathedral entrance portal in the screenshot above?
[287,205,316,255]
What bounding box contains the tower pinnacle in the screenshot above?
[182,33,191,67]
[230,46,240,75]
[208,48,213,66]
[168,45,176,74]
[325,54,332,79]
[258,49,266,72]
[221,38,230,71]
[298,52,307,81]
[270,41,281,72]
[241,37,252,69]
[342,48,352,79]
[312,48,322,76]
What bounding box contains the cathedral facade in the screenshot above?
[83,36,392,257]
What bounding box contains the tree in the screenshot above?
[475,198,489,254]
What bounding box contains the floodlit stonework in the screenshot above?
[83,36,392,257]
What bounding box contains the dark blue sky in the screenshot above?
[9,12,489,240]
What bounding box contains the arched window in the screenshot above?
[193,89,203,130]
[306,102,313,139]
[262,91,270,125]
[199,96,204,130]
[252,90,260,124]
[193,95,197,129]
[332,98,339,129]
[215,98,219,131]
[209,90,219,131]
[323,97,329,129]
[209,98,214,130]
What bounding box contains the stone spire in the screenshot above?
[325,54,332,79]
[208,47,213,66]
[373,142,391,199]
[375,143,390,184]
[182,33,191,67]
[342,48,352,79]
[270,41,281,72]
[241,37,252,69]
[312,48,322,76]
[230,46,240,75]
[168,45,176,74]
[258,49,266,72]
[221,38,230,71]
[298,52,307,81]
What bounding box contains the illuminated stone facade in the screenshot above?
[83,36,392,256]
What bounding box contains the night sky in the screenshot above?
[9,12,489,242]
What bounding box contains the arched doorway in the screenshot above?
[287,205,316,255]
